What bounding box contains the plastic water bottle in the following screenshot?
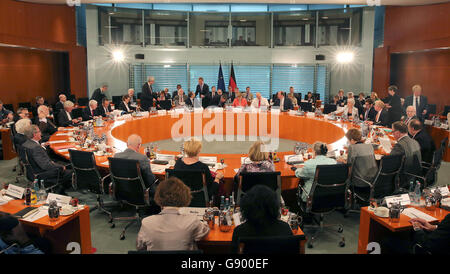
[408,181,415,204]
[225,198,230,210]
[38,180,47,203]
[219,196,225,211]
[414,181,422,205]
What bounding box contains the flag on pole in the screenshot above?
[229,62,237,92]
[217,63,226,92]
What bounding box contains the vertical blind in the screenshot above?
[130,64,328,100]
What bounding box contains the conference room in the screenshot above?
[0,0,449,260]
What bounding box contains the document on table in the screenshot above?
[179,207,207,220]
[199,156,217,166]
[56,133,71,136]
[22,208,48,222]
[379,137,392,154]
[48,140,68,144]
[151,164,172,173]
[402,208,438,222]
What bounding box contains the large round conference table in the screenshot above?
[48,110,392,194]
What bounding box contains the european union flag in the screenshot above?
[217,63,226,92]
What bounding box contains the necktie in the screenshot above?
[376,111,381,122]
[91,109,94,116]
[258,99,261,108]
[365,109,368,120]
[415,97,419,115]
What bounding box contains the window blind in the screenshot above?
[189,65,230,93]
[272,65,315,95]
[143,64,188,93]
[233,65,271,99]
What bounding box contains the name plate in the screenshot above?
[288,110,297,116]
[270,108,280,114]
[232,107,243,113]
[213,107,223,113]
[284,154,304,164]
[423,120,433,125]
[430,186,450,196]
[157,110,166,115]
[5,184,25,199]
[384,194,410,208]
[174,108,185,114]
[306,112,315,118]
[199,156,217,165]
[440,124,449,130]
[250,107,260,113]
[156,154,175,161]
[46,193,72,206]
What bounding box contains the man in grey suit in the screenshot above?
[114,134,156,194]
[22,125,72,194]
[390,121,422,188]
[173,88,188,107]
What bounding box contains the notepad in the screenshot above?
[48,140,68,144]
[379,137,392,154]
[402,208,437,222]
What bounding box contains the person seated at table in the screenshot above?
[391,121,422,188]
[36,105,60,143]
[360,98,377,121]
[185,91,195,107]
[366,100,389,127]
[337,89,347,107]
[273,91,293,111]
[57,100,81,127]
[81,100,98,121]
[96,98,112,117]
[358,92,366,106]
[208,86,221,107]
[127,88,136,105]
[250,92,269,108]
[22,125,73,195]
[162,87,171,100]
[330,95,340,105]
[217,94,227,108]
[370,91,379,102]
[13,107,29,123]
[235,141,275,179]
[304,91,313,103]
[173,88,188,107]
[114,134,156,193]
[337,129,377,195]
[0,213,47,254]
[13,118,31,160]
[294,142,337,203]
[232,92,247,107]
[402,105,418,126]
[136,177,210,251]
[0,100,13,124]
[231,185,292,253]
[381,213,450,254]
[174,138,223,198]
[408,119,435,164]
[118,94,134,113]
[54,94,67,115]
[333,98,359,120]
[287,93,298,108]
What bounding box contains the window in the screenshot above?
[316,65,329,102]
[190,13,230,47]
[144,10,188,46]
[233,65,271,99]
[189,65,230,93]
[317,8,362,46]
[230,13,270,47]
[98,7,143,45]
[272,65,315,95]
[130,64,188,94]
[273,11,316,46]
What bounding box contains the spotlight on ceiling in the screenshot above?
[336,52,354,63]
[112,49,125,62]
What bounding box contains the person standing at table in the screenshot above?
[404,84,428,121]
[382,85,402,126]
[273,91,293,111]
[195,77,209,108]
[141,76,156,111]
[231,185,292,254]
[91,84,108,106]
[408,119,436,164]
[251,92,269,108]
[391,121,422,188]
[136,177,210,251]
[54,94,67,116]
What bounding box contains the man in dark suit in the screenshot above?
[208,86,221,107]
[82,100,98,121]
[54,94,67,117]
[114,134,157,194]
[337,89,347,107]
[118,95,134,113]
[391,121,422,188]
[35,105,58,143]
[57,101,81,127]
[141,76,156,111]
[91,84,108,106]
[273,91,293,111]
[185,92,196,108]
[360,98,377,121]
[382,85,403,126]
[404,84,428,121]
[402,106,419,126]
[217,95,227,108]
[195,77,209,108]
[368,100,390,127]
[96,98,112,117]
[22,125,72,194]
[408,119,436,164]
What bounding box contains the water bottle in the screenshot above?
[414,181,422,205]
[25,182,32,206]
[38,180,47,203]
[408,181,415,204]
[219,196,225,211]
[225,198,230,210]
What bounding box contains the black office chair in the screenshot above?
[313,93,320,101]
[237,172,281,205]
[401,154,426,190]
[3,104,14,112]
[294,93,302,103]
[405,144,445,189]
[165,169,209,207]
[323,104,337,114]
[299,102,313,112]
[77,97,89,107]
[108,157,152,240]
[158,100,172,110]
[69,149,114,217]
[18,102,32,110]
[427,104,436,115]
[128,249,203,254]
[71,108,83,119]
[112,96,122,107]
[237,235,306,254]
[298,164,351,248]
[443,106,450,117]
[23,148,60,193]
[351,154,404,205]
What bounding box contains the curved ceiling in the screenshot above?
[17,0,450,6]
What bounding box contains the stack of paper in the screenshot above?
[151,164,172,173]
[199,156,217,166]
[379,137,392,154]
[402,208,438,222]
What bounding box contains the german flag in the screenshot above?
[229,62,237,92]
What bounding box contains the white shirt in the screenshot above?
[251,97,269,108]
[280,97,285,111]
[39,118,47,123]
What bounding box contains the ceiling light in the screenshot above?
[112,50,125,62]
[336,52,354,63]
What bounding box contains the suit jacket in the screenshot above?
[411,129,436,164]
[22,139,62,173]
[195,83,209,98]
[404,95,428,120]
[337,96,348,107]
[374,109,390,127]
[383,94,402,124]
[141,82,155,111]
[402,115,418,126]
[274,97,294,111]
[391,135,422,186]
[173,94,189,107]
[114,148,156,190]
[57,110,72,127]
[35,117,58,143]
[118,101,134,113]
[0,107,12,120]
[413,213,450,254]
[91,88,106,105]
[96,105,112,117]
[185,97,195,107]
[54,101,64,115]
[362,107,377,121]
[82,107,96,121]
[208,92,221,106]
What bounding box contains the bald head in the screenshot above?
[127,134,142,151]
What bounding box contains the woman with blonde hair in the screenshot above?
[174,138,223,197]
[235,141,275,178]
[136,177,210,251]
[287,93,298,108]
[232,92,248,107]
